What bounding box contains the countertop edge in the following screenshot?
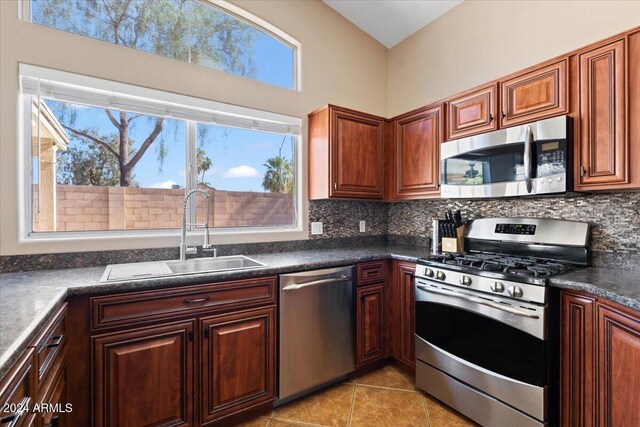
[0,288,67,378]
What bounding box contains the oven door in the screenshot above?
[440,115,568,198]
[414,278,548,423]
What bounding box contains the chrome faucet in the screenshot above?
[180,189,217,261]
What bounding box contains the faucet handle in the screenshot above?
[202,246,217,258]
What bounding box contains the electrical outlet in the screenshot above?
[311,222,323,235]
[359,220,366,232]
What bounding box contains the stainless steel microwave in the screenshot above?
[441,115,570,198]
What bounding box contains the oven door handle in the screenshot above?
[416,285,540,319]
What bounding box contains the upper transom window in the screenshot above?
[27,0,298,89]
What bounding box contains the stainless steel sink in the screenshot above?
[165,255,265,274]
[101,255,266,282]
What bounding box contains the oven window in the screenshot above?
[442,143,535,186]
[416,301,547,386]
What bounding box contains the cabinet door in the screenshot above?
[331,108,384,199]
[200,306,275,424]
[356,285,385,367]
[446,84,497,140]
[396,262,416,368]
[93,321,194,427]
[500,59,568,127]
[577,39,628,188]
[597,302,640,427]
[394,105,443,199]
[561,292,595,427]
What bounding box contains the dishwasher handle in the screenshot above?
[282,276,352,291]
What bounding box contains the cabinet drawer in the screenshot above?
[30,304,67,389]
[34,358,67,427]
[0,349,35,427]
[91,276,276,330]
[357,261,386,285]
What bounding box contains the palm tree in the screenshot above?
[262,155,294,193]
[197,148,212,185]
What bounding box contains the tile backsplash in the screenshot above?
[387,192,640,253]
[308,200,388,239]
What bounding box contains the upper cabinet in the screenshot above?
[500,59,568,127]
[392,104,443,199]
[446,84,498,140]
[575,33,640,191]
[308,105,384,200]
[308,26,640,199]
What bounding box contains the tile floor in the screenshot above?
[237,365,478,427]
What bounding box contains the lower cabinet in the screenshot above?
[356,284,385,367]
[396,261,416,369]
[200,307,276,425]
[596,302,640,426]
[93,321,194,427]
[561,291,640,427]
[91,277,277,427]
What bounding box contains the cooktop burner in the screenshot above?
[423,252,574,279]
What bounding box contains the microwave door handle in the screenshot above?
[524,125,533,193]
[416,285,539,319]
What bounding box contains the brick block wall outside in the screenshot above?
[33,185,295,232]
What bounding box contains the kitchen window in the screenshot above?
[20,64,302,238]
[24,0,299,90]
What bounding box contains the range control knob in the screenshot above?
[490,282,505,293]
[436,271,446,281]
[425,268,434,278]
[459,275,472,286]
[508,285,523,298]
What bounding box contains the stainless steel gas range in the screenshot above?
[414,217,590,427]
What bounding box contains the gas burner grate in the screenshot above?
[424,252,575,279]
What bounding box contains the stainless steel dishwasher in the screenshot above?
[278,266,354,402]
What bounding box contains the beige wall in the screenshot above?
[388,0,640,116]
[0,0,388,255]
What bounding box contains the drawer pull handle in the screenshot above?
[47,334,64,349]
[184,297,209,305]
[1,413,20,427]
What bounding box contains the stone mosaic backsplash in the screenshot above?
[387,192,640,254]
[308,200,388,239]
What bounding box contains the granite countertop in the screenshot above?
[1,244,639,378]
[0,245,429,377]
[550,268,640,311]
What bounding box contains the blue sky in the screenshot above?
[47,100,294,192]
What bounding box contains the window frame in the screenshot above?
[18,65,303,242]
[20,0,302,91]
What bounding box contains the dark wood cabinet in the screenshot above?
[387,261,416,372]
[446,84,498,140]
[596,302,640,426]
[89,277,277,427]
[392,104,443,199]
[576,39,628,189]
[500,59,568,127]
[308,105,384,200]
[93,321,194,427]
[0,349,36,427]
[200,306,276,425]
[561,291,596,427]
[574,31,640,191]
[561,290,640,427]
[356,285,385,368]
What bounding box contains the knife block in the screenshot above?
[441,225,466,253]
